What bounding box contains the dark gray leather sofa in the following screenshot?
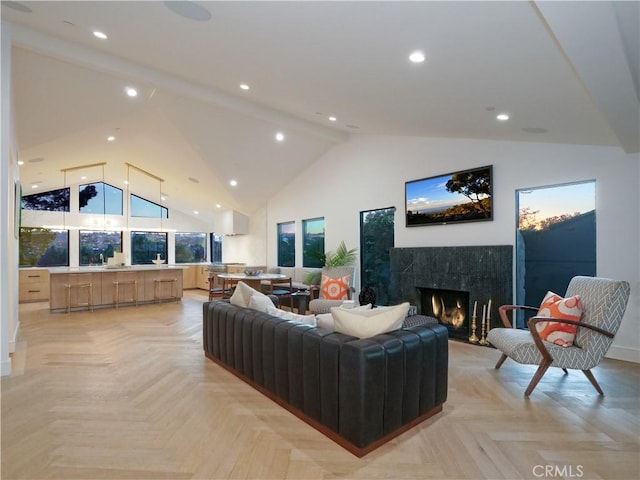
[202,300,448,456]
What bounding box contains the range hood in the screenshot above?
[222,210,249,236]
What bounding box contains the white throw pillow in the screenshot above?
[316,304,372,332]
[316,313,335,331]
[248,293,274,313]
[230,281,267,308]
[266,306,317,326]
[331,302,410,339]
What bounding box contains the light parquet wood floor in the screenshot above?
[2,291,639,480]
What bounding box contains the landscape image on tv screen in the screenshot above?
[405,165,493,227]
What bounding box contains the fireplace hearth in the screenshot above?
[419,287,470,340]
[389,246,512,338]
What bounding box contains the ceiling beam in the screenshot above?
[9,23,348,145]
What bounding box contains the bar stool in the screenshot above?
[154,277,178,303]
[113,272,138,309]
[64,276,93,313]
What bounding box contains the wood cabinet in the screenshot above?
[197,266,211,290]
[49,267,184,312]
[19,269,50,303]
[182,265,198,289]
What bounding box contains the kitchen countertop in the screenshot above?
[48,265,188,274]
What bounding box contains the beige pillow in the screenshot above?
[248,293,274,313]
[230,281,266,308]
[266,306,317,326]
[316,304,372,332]
[331,302,410,339]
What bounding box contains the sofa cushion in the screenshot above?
[535,291,583,347]
[230,281,266,308]
[248,293,275,313]
[331,302,410,339]
[266,305,317,326]
[316,304,373,332]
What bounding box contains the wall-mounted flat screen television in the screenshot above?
[405,165,493,227]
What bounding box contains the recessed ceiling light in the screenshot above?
[17,160,24,166]
[161,196,166,201]
[124,180,129,185]
[31,184,38,189]
[275,132,285,142]
[409,51,426,63]
[229,179,238,187]
[215,204,221,208]
[93,30,107,40]
[496,113,510,121]
[240,83,250,91]
[107,136,115,141]
[194,211,199,215]
[81,176,87,180]
[125,87,138,97]
[328,116,337,122]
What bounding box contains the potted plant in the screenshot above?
[324,240,357,267]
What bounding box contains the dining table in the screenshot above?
[216,272,290,293]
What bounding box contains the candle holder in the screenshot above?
[469,314,479,343]
[479,310,490,346]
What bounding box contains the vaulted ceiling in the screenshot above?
[3,1,638,224]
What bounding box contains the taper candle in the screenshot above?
[487,299,492,319]
[482,304,486,323]
[473,300,478,317]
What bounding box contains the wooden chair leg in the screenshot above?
[582,369,604,395]
[525,359,552,396]
[495,353,508,370]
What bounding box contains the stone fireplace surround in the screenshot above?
[389,246,513,335]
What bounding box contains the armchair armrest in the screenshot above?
[498,305,539,328]
[526,316,615,363]
[309,285,320,300]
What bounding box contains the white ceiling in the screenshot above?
[3,1,638,223]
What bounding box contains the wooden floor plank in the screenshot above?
[2,291,639,479]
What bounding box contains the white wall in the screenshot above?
[258,134,639,362]
[1,21,19,376]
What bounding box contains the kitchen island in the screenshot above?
[49,265,186,312]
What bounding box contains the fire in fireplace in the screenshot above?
[419,287,470,340]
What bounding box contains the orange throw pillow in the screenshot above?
[535,291,583,347]
[321,275,350,300]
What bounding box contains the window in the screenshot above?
[21,187,70,212]
[79,231,123,266]
[210,234,223,263]
[130,194,168,218]
[130,231,167,265]
[175,232,206,263]
[277,221,295,267]
[19,227,69,267]
[302,217,325,268]
[79,182,123,215]
[360,207,395,306]
[515,181,596,328]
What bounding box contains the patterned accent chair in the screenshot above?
[308,266,356,314]
[487,276,630,396]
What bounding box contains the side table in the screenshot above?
[291,291,310,314]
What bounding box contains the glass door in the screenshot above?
[516,181,596,327]
[360,207,395,306]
